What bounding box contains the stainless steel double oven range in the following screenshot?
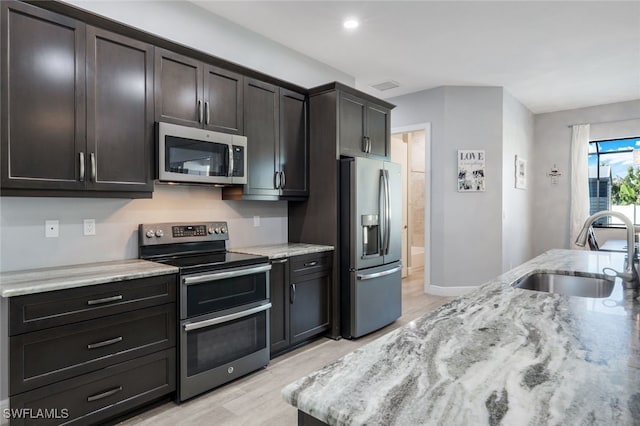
[139,222,271,402]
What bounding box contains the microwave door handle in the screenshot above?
[228,146,234,177]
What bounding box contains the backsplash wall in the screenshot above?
[0,185,288,272]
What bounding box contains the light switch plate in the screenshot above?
[45,220,59,238]
[83,219,96,236]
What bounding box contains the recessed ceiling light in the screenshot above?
[343,19,359,30]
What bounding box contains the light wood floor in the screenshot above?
[118,271,453,426]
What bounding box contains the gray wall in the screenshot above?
[532,100,640,255]
[389,86,510,294]
[502,91,535,271]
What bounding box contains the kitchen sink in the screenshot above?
[514,272,615,298]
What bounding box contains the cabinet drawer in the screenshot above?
[10,274,177,335]
[9,349,175,426]
[290,252,332,277]
[10,304,176,395]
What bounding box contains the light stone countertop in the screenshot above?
[0,259,178,297]
[231,243,334,260]
[282,249,640,425]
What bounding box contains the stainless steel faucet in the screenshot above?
[575,210,639,289]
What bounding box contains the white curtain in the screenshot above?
[569,124,591,248]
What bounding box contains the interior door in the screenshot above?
[384,160,402,264]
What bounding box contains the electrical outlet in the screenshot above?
[83,219,96,236]
[45,220,59,238]
[253,216,260,227]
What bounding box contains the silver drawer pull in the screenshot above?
[87,336,123,350]
[87,386,123,402]
[271,258,288,264]
[87,295,123,306]
[303,261,318,267]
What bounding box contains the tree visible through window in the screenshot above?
[588,137,640,226]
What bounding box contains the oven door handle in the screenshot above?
[183,302,272,331]
[182,264,272,286]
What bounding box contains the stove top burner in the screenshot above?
[157,251,268,273]
[138,221,268,273]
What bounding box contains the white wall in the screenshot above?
[62,0,354,89]
[502,91,535,271]
[532,100,640,255]
[389,86,507,294]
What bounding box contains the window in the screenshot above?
[588,137,640,226]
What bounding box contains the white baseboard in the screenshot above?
[1,398,8,426]
[425,284,477,297]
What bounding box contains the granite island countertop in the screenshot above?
[230,242,334,259]
[282,249,640,425]
[0,259,178,297]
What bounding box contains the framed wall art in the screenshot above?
[457,150,485,192]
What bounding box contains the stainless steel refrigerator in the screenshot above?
[340,157,402,338]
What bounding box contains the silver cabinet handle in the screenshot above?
[205,101,210,125]
[184,302,271,331]
[368,137,372,153]
[79,152,85,182]
[362,136,368,153]
[87,336,123,350]
[273,170,280,189]
[198,100,203,123]
[183,264,271,286]
[290,283,296,304]
[303,261,318,267]
[87,295,123,306]
[357,265,402,280]
[271,258,288,264]
[90,152,96,182]
[280,170,286,189]
[87,386,122,402]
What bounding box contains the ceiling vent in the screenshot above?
[370,80,400,91]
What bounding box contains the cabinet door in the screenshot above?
[279,88,308,198]
[86,27,154,192]
[366,103,390,159]
[204,65,243,135]
[269,259,290,357]
[243,78,279,197]
[290,270,331,345]
[338,92,366,158]
[1,1,86,190]
[154,47,203,127]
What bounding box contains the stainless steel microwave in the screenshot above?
[157,122,247,185]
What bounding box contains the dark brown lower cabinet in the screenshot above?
[270,251,332,358]
[8,274,178,425]
[10,349,175,426]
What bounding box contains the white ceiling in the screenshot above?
[193,1,640,114]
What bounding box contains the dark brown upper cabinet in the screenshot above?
[0,1,154,196]
[154,47,243,135]
[223,79,308,200]
[339,91,391,159]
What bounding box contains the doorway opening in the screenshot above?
[391,126,429,280]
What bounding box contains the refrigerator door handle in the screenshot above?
[379,170,386,255]
[384,169,391,255]
[357,265,402,280]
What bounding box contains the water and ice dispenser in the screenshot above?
[361,214,380,257]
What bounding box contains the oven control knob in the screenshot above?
[155,229,164,238]
[145,230,155,238]
[208,227,215,234]
[214,227,221,234]
[220,227,227,234]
